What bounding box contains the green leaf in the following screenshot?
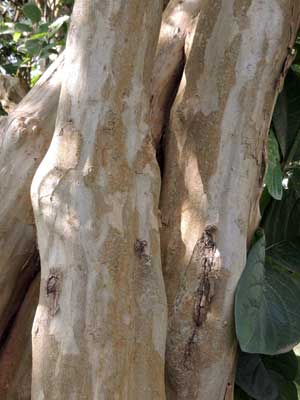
[23,4,42,23]
[37,23,50,33]
[0,22,15,35]
[265,130,283,200]
[235,234,300,354]
[262,351,298,381]
[266,239,300,273]
[234,386,253,400]
[15,22,33,33]
[263,187,300,246]
[31,71,42,86]
[2,63,18,75]
[13,31,22,42]
[236,352,279,400]
[268,371,298,400]
[24,39,41,57]
[29,31,48,40]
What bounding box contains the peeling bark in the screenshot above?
[160,1,300,399]
[0,54,64,340]
[0,274,39,400]
[31,1,167,399]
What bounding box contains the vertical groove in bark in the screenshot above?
[151,0,202,147]
[0,54,63,341]
[31,1,167,399]
[0,274,40,400]
[160,1,300,399]
[0,250,39,350]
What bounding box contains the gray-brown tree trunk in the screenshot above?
[0,0,299,399]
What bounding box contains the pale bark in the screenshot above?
[0,273,39,400]
[160,1,300,399]
[151,0,202,146]
[0,54,64,340]
[0,0,198,352]
[31,1,167,399]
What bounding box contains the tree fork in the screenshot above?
[0,0,196,347]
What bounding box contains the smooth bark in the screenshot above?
[0,54,63,341]
[160,1,300,399]
[31,1,167,399]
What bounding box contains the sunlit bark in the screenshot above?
[31,1,167,399]
[160,1,300,399]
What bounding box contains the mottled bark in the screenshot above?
[160,1,300,399]
[0,274,39,400]
[31,1,167,399]
[0,54,63,340]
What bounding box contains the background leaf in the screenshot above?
[235,235,300,355]
[22,4,41,23]
[265,130,283,200]
[236,352,279,400]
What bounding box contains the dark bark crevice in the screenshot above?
[0,250,40,349]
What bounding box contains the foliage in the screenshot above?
[0,1,72,88]
[234,32,300,399]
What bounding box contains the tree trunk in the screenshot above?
[0,0,299,399]
[31,1,167,399]
[160,1,300,399]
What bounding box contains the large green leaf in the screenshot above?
[235,235,300,354]
[266,239,300,273]
[236,351,298,400]
[15,22,33,33]
[262,351,298,382]
[263,187,300,246]
[24,39,42,57]
[236,352,279,400]
[265,130,283,200]
[268,371,298,400]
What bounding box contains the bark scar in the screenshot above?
[46,269,61,316]
[183,225,221,365]
[134,239,151,266]
[192,225,219,327]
